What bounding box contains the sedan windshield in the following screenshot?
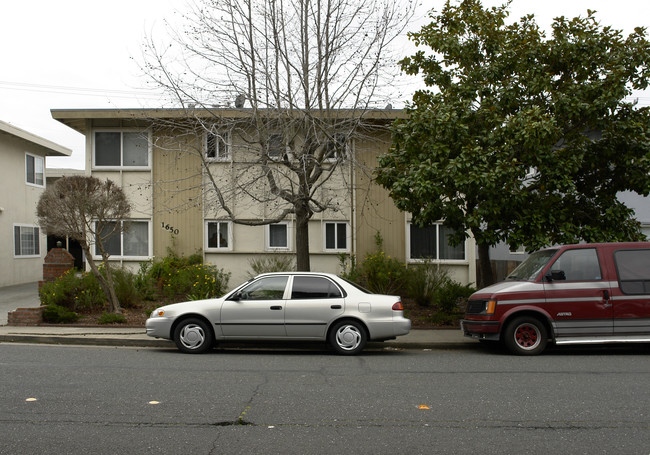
[506,249,558,281]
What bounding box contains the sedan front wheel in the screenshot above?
[329,320,367,355]
[173,318,213,354]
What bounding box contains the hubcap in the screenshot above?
[180,324,206,349]
[336,325,362,351]
[514,323,540,350]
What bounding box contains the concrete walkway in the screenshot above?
[0,283,475,350]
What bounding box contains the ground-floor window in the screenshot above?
[95,220,150,258]
[324,221,348,252]
[206,220,232,250]
[408,222,465,261]
[14,225,40,257]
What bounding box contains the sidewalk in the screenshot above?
[0,324,473,350]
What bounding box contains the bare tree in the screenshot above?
[141,0,415,270]
[37,176,132,313]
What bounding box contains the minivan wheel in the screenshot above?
[173,318,213,354]
[329,320,367,355]
[504,316,548,356]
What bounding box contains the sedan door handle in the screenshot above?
[330,305,342,309]
[270,306,283,310]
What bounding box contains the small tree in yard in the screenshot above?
[376,0,650,287]
[37,176,131,313]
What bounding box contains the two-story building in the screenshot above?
[50,108,477,286]
[0,120,71,287]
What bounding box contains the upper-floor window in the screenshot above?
[206,220,232,250]
[206,132,230,161]
[267,134,285,159]
[14,225,40,257]
[324,221,348,251]
[94,131,149,168]
[25,153,44,187]
[408,222,465,261]
[325,133,348,161]
[95,220,150,258]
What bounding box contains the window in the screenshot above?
[14,225,40,257]
[324,222,348,251]
[615,249,650,294]
[238,276,289,300]
[94,131,149,168]
[291,276,343,299]
[206,221,231,250]
[267,134,284,159]
[25,153,44,186]
[206,132,230,161]
[95,220,150,258]
[408,223,465,261]
[550,248,601,281]
[325,133,348,161]
[267,222,290,249]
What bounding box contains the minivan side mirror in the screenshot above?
[545,270,566,282]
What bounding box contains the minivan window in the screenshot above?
[615,249,650,294]
[550,248,601,281]
[506,249,557,281]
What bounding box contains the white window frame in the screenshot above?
[205,220,233,251]
[92,129,151,170]
[406,222,467,263]
[93,220,152,260]
[323,221,349,252]
[267,133,285,160]
[205,131,231,162]
[13,224,41,258]
[25,153,44,187]
[266,222,292,251]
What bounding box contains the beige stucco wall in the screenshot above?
[0,134,48,286]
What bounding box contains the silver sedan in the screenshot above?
[146,272,411,354]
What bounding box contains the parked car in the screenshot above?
[461,242,650,355]
[146,272,411,354]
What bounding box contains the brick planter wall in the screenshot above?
[8,307,44,326]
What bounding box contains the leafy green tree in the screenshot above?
[376,0,650,286]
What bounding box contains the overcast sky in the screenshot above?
[1,0,649,170]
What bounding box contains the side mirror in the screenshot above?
[545,270,566,282]
[228,292,241,301]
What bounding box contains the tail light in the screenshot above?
[392,301,404,311]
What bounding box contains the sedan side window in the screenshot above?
[550,248,601,281]
[291,276,343,299]
[239,276,288,300]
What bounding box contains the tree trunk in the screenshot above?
[477,242,495,289]
[295,206,311,272]
[80,244,123,314]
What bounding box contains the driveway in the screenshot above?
[0,282,41,325]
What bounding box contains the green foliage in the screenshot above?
[377,1,650,257]
[406,261,452,307]
[247,255,296,278]
[109,267,141,309]
[42,304,80,324]
[39,270,105,312]
[339,234,407,295]
[98,312,127,324]
[434,280,476,314]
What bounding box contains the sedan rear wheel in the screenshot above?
[329,320,367,355]
[173,318,213,354]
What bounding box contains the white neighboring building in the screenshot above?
[0,120,71,287]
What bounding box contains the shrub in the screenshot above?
[247,255,295,278]
[434,280,476,314]
[42,304,80,323]
[110,267,140,308]
[39,270,105,312]
[339,233,406,295]
[406,261,451,307]
[98,312,127,324]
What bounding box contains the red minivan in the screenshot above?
[461,242,650,355]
